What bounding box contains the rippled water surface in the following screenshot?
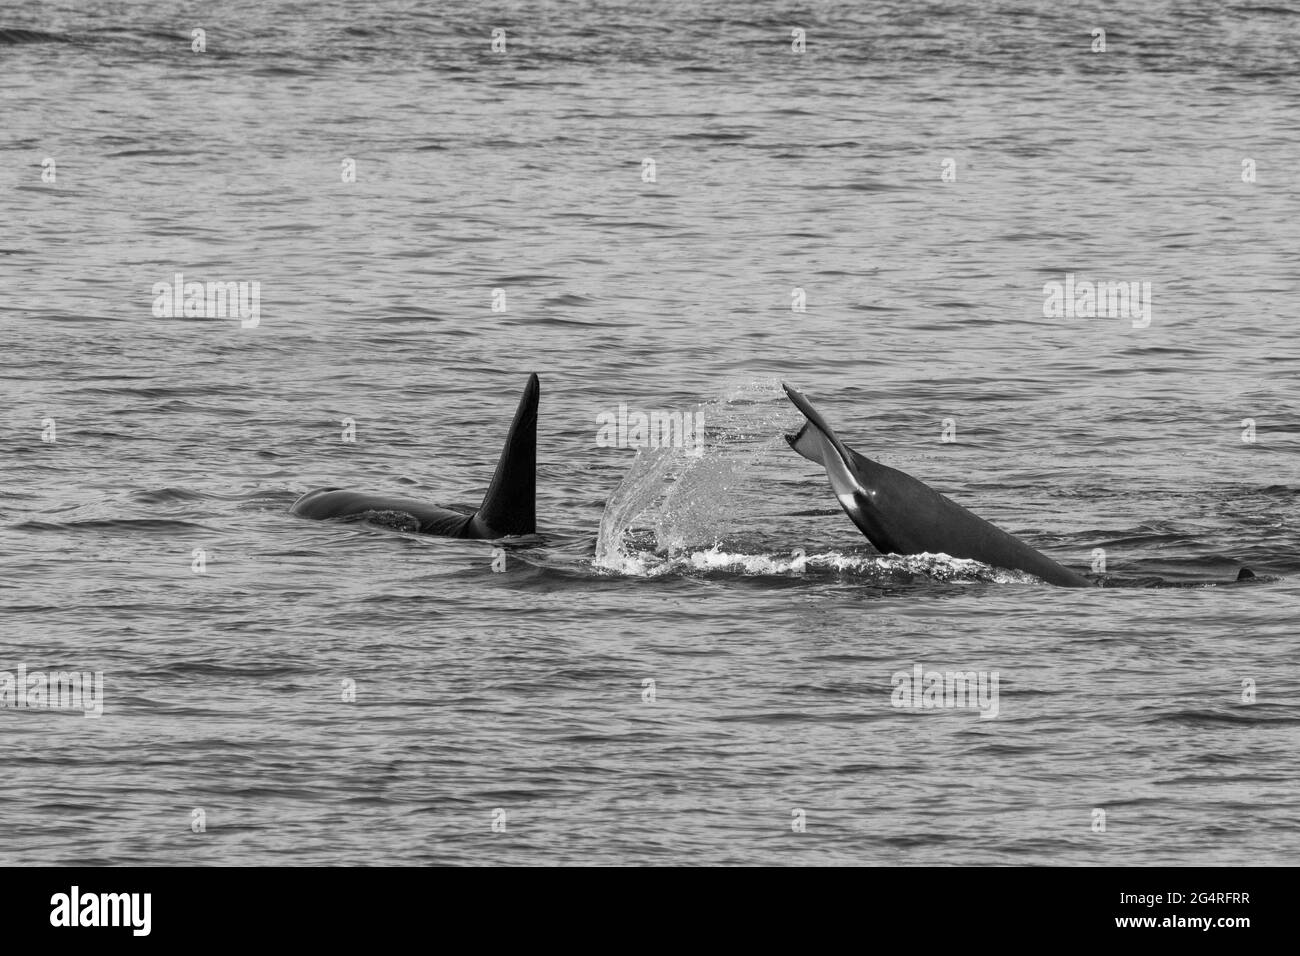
[1,0,1298,865]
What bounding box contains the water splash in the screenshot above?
[594,380,795,567]
[593,380,1043,586]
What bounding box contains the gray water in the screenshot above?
[1,0,1297,866]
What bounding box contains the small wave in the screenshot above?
[135,662,311,680]
[1150,707,1299,727]
[11,518,207,533]
[0,27,69,44]
[131,487,208,504]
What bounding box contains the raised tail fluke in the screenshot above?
[473,373,539,537]
[782,383,853,467]
[785,421,825,466]
[782,383,872,510]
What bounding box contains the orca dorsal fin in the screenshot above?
[474,373,539,537]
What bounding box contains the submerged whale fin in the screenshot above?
[473,372,539,537]
[1236,567,1255,581]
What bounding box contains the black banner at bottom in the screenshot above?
[0,865,1281,944]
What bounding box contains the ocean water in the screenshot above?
[1,0,1297,866]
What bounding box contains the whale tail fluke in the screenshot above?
[781,383,877,511]
[474,373,539,537]
[785,421,825,466]
[782,383,857,466]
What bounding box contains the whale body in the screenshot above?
[782,383,1092,587]
[290,373,538,539]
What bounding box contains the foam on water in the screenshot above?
[600,543,1038,584]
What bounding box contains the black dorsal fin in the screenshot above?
[474,373,539,537]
